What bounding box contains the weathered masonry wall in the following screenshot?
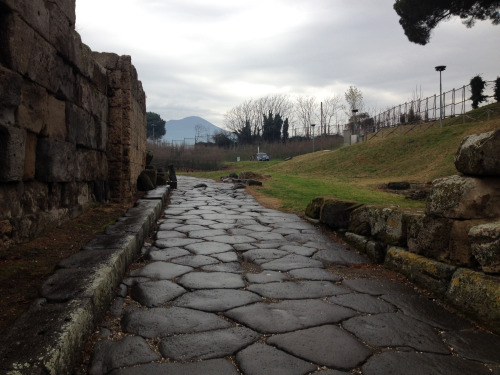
[0,0,146,247]
[306,129,500,333]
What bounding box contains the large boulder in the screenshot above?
[454,129,500,177]
[426,175,500,219]
[319,198,363,230]
[469,221,500,274]
[407,214,453,260]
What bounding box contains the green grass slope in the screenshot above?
[188,103,500,213]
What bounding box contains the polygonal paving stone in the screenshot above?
[248,280,349,299]
[246,271,288,284]
[209,223,236,230]
[381,294,472,330]
[261,254,324,271]
[189,229,227,239]
[205,235,255,244]
[247,232,285,241]
[227,228,252,235]
[342,278,418,296]
[268,325,371,370]
[185,241,234,255]
[233,243,255,251]
[254,241,289,249]
[156,231,185,239]
[272,228,301,235]
[202,262,243,273]
[242,224,272,232]
[177,272,245,289]
[328,293,396,314]
[130,280,187,307]
[122,307,231,338]
[159,326,260,361]
[343,313,450,353]
[362,351,492,375]
[313,248,369,265]
[187,219,218,226]
[211,252,238,262]
[129,262,193,279]
[236,343,316,375]
[148,247,191,261]
[225,299,355,333]
[158,222,182,231]
[174,289,261,312]
[107,359,239,375]
[242,249,288,264]
[314,371,349,375]
[202,213,238,221]
[442,329,500,365]
[155,238,202,249]
[289,268,342,282]
[171,255,219,268]
[279,244,318,256]
[89,336,161,375]
[174,225,209,233]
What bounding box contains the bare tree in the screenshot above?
[295,96,318,137]
[322,95,344,135]
[344,85,364,115]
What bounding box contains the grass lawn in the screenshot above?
[184,103,500,215]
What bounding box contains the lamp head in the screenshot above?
[435,65,446,72]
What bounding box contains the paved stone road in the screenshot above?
[85,176,500,375]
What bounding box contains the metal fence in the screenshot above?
[363,80,497,136]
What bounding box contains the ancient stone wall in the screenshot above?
[305,129,500,332]
[0,0,146,247]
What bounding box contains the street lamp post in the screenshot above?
[435,65,446,128]
[311,124,316,153]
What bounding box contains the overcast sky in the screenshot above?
[75,0,500,128]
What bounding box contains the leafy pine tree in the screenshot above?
[394,0,500,45]
[469,75,488,109]
[146,112,166,140]
[282,118,289,143]
[494,77,500,102]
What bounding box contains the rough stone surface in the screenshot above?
[268,325,371,369]
[318,197,364,230]
[446,268,500,333]
[177,272,245,289]
[328,293,396,314]
[129,262,193,279]
[226,299,355,333]
[469,221,500,273]
[122,307,231,337]
[426,175,500,219]
[236,343,316,375]
[89,336,160,375]
[108,359,239,375]
[454,129,500,176]
[173,289,262,312]
[130,280,186,307]
[247,280,349,299]
[442,329,500,365]
[363,351,492,375]
[159,327,260,361]
[343,313,450,353]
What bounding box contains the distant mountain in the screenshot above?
[162,116,224,145]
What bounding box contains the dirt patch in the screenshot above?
[0,198,140,335]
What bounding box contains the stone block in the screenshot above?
[344,232,368,252]
[75,149,108,181]
[66,103,97,149]
[0,65,22,111]
[17,81,48,134]
[446,268,500,334]
[0,124,26,182]
[0,183,22,218]
[305,196,325,220]
[455,129,500,177]
[76,75,108,123]
[320,198,364,230]
[349,205,409,246]
[407,214,453,260]
[469,222,500,274]
[448,219,489,268]
[426,175,500,219]
[42,95,67,139]
[35,138,76,182]
[385,247,457,296]
[23,131,37,180]
[366,240,387,264]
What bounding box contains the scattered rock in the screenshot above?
[454,129,500,176]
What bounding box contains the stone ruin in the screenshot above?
[0,0,147,247]
[305,129,500,332]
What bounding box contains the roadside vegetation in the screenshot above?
[184,103,500,214]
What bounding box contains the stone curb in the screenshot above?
[0,186,170,375]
